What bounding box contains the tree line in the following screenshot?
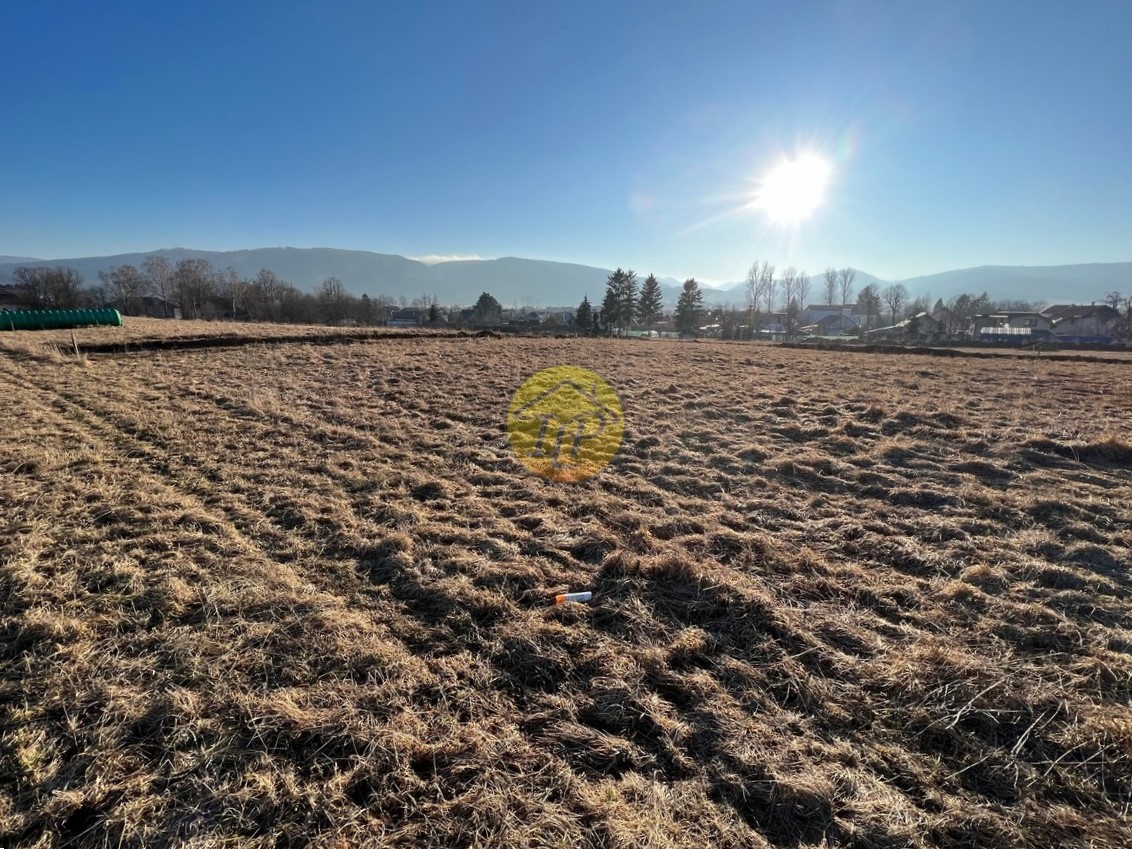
[572,263,833,338]
[574,263,866,338]
[8,258,1132,340]
[569,269,701,336]
[571,261,1132,341]
[7,259,436,325]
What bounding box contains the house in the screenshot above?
[751,313,789,338]
[388,308,424,327]
[973,311,1053,341]
[865,312,944,342]
[806,312,862,336]
[800,304,863,335]
[1042,304,1120,341]
[534,310,575,325]
[0,284,28,309]
[802,302,862,319]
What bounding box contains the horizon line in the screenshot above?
[2,244,1132,287]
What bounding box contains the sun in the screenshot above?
[754,153,832,223]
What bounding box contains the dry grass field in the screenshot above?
[2,327,1130,848]
[0,318,452,357]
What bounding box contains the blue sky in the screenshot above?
[2,0,1129,283]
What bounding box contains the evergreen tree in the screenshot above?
[637,274,664,325]
[472,291,503,324]
[674,278,704,334]
[600,267,638,334]
[623,269,638,326]
[574,295,593,334]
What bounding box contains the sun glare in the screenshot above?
[754,153,832,223]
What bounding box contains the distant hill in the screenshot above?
[0,246,435,298]
[427,257,614,307]
[0,248,1127,307]
[0,248,713,308]
[0,248,604,307]
[0,255,40,264]
[706,269,891,305]
[896,262,1132,305]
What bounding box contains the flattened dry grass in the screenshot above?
[1,332,1130,848]
[0,317,454,361]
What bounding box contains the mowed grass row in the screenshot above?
[2,335,1130,848]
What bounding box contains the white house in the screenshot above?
[1042,304,1120,339]
[973,312,1054,334]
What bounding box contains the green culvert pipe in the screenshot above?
[0,308,124,331]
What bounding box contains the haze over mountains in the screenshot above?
[1,247,1128,308]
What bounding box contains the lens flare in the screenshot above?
[754,154,832,223]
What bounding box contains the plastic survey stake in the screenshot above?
[555,591,592,604]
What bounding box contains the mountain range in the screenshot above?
[1,248,1128,308]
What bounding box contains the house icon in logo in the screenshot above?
[507,366,624,481]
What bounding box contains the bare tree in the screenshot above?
[1116,295,1132,342]
[858,284,881,332]
[12,266,49,308]
[88,283,112,307]
[745,262,773,335]
[256,269,290,322]
[747,261,775,316]
[373,294,394,325]
[173,258,217,319]
[823,268,838,305]
[779,267,798,314]
[1104,290,1123,310]
[13,266,84,308]
[318,276,350,325]
[797,270,810,313]
[881,283,908,325]
[936,292,991,338]
[782,296,804,339]
[759,262,777,313]
[99,265,152,315]
[745,262,761,316]
[284,282,318,324]
[49,267,84,308]
[216,266,247,319]
[837,267,856,309]
[142,256,174,317]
